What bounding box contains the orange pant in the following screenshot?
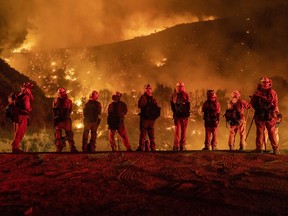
[54,118,75,148]
[82,122,99,152]
[173,117,188,150]
[109,123,131,151]
[204,127,218,149]
[11,115,28,150]
[138,118,156,151]
[255,117,279,150]
[228,120,246,149]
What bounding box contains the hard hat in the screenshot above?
[90,91,99,100]
[57,87,67,98]
[23,82,34,89]
[260,77,272,89]
[112,92,122,101]
[207,90,216,100]
[144,84,152,90]
[231,90,241,98]
[176,81,184,87]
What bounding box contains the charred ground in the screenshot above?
[0,151,287,216]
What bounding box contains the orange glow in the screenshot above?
[124,14,217,39]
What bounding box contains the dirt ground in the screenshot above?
[0,151,288,216]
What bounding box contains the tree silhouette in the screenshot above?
[99,89,112,113]
[153,83,173,118]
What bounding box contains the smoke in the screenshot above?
[1,0,287,50]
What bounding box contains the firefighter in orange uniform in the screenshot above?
[226,90,251,151]
[11,82,34,153]
[82,91,102,152]
[107,92,132,151]
[136,84,160,151]
[250,77,280,155]
[52,87,78,152]
[170,81,190,151]
[202,90,221,150]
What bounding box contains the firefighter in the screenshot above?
[52,87,78,153]
[136,84,160,151]
[11,82,34,153]
[226,90,251,151]
[202,90,221,150]
[5,92,19,124]
[250,77,280,155]
[82,91,102,152]
[170,81,190,151]
[107,92,132,151]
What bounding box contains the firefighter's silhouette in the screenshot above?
[170,81,190,151]
[250,77,280,155]
[11,82,34,153]
[82,91,102,152]
[52,87,78,152]
[202,90,220,151]
[225,90,251,151]
[107,92,132,151]
[136,84,160,151]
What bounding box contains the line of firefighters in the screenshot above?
[7,76,281,155]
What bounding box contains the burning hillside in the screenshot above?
[1,3,288,152]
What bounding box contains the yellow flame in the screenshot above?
[12,38,35,53]
[123,14,217,40]
[76,122,84,129]
[155,57,167,67]
[74,99,82,107]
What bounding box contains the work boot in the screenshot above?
[150,143,156,151]
[56,142,66,152]
[90,143,96,152]
[180,145,186,151]
[12,148,24,153]
[251,148,263,153]
[70,146,79,153]
[136,146,144,151]
[172,146,179,151]
[273,148,280,155]
[56,145,64,152]
[82,144,88,152]
[202,147,209,150]
[212,146,218,151]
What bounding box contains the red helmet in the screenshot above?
[23,82,34,89]
[112,92,122,101]
[176,81,184,87]
[144,83,152,90]
[231,90,240,98]
[207,90,216,100]
[260,77,272,89]
[57,87,67,98]
[90,91,99,100]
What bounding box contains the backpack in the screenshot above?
[5,103,19,123]
[172,92,190,117]
[107,102,121,130]
[84,101,101,123]
[143,103,161,120]
[53,98,69,122]
[224,108,241,126]
[174,102,190,118]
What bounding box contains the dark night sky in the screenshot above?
[0,0,287,50]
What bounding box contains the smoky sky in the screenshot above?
[0,0,287,50]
